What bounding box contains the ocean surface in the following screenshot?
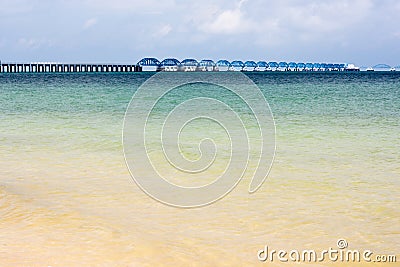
[0,72,399,266]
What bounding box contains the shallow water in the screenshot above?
[0,72,399,266]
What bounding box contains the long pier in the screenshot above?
[0,63,142,73]
[1,59,397,73]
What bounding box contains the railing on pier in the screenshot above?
[0,63,142,73]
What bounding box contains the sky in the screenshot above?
[1,0,399,66]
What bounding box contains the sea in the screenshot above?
[0,72,399,266]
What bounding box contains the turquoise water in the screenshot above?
[0,72,399,266]
[2,72,398,154]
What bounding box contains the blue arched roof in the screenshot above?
[160,58,180,66]
[136,58,355,70]
[257,61,268,67]
[244,61,257,67]
[216,60,231,67]
[137,57,160,66]
[199,59,215,66]
[268,62,278,68]
[231,61,244,67]
[305,63,314,68]
[373,64,391,68]
[297,63,305,69]
[181,58,198,66]
[279,62,288,68]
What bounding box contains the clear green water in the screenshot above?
[0,72,399,266]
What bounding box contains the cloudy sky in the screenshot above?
[1,0,399,66]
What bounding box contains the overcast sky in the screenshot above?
[1,0,399,66]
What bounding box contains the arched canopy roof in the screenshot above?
[333,64,341,69]
[231,61,244,67]
[279,62,288,68]
[288,62,297,68]
[327,64,334,68]
[305,63,314,68]
[339,64,345,68]
[313,63,321,68]
[199,59,215,66]
[257,61,268,67]
[297,63,305,69]
[137,57,160,66]
[160,58,180,66]
[244,61,257,67]
[216,60,231,67]
[320,63,328,68]
[181,58,198,66]
[373,64,391,68]
[268,62,278,68]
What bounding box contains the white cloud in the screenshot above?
[201,9,246,34]
[82,0,175,13]
[232,1,372,44]
[83,18,97,29]
[154,24,172,38]
[282,0,373,33]
[198,0,253,34]
[17,38,53,49]
[191,0,373,42]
